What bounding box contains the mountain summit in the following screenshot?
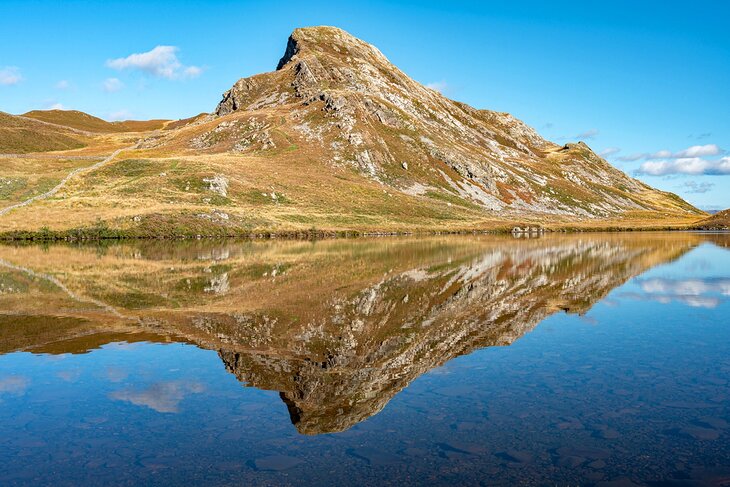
[206,26,698,219]
[0,27,705,237]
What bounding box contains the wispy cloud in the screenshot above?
[183,66,203,78]
[617,153,646,162]
[0,375,29,395]
[681,181,714,193]
[557,128,600,141]
[106,46,202,80]
[103,77,124,93]
[575,129,599,140]
[0,66,22,86]
[55,79,70,90]
[599,147,621,157]
[689,132,712,140]
[425,80,448,94]
[637,156,730,176]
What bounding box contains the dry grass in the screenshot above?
[691,209,730,229]
[0,107,712,238]
[0,111,88,153]
[23,109,168,133]
[0,128,711,238]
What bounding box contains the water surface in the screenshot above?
[0,233,728,486]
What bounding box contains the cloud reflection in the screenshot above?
[0,375,29,395]
[110,381,205,413]
[623,278,730,309]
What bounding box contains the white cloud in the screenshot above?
[183,66,203,78]
[637,156,730,176]
[106,45,202,80]
[674,144,722,158]
[599,147,621,157]
[425,81,448,93]
[103,77,124,93]
[0,66,22,86]
[108,109,133,121]
[55,80,70,90]
[620,144,724,162]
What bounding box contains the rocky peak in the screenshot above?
[205,26,701,220]
[276,26,390,71]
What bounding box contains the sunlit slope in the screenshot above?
[0,27,708,236]
[692,209,730,230]
[23,109,168,133]
[0,111,88,153]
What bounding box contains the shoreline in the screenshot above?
[0,222,724,242]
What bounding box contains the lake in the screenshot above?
[0,233,728,486]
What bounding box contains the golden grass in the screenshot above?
[22,109,168,133]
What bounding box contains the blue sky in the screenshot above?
[1,0,728,209]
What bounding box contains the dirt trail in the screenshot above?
[0,132,152,217]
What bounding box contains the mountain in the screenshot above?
[192,26,700,218]
[0,27,707,237]
[1,233,722,433]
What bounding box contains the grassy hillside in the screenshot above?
[0,112,87,153]
[23,110,168,133]
[692,209,730,229]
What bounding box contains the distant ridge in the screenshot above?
[23,110,168,133]
[692,209,730,229]
[0,111,87,153]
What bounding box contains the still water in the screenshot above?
[0,233,728,486]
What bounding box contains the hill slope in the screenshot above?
[0,27,707,236]
[692,209,730,229]
[23,110,168,133]
[0,111,87,153]
[149,26,701,221]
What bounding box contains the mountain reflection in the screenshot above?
[0,233,727,434]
